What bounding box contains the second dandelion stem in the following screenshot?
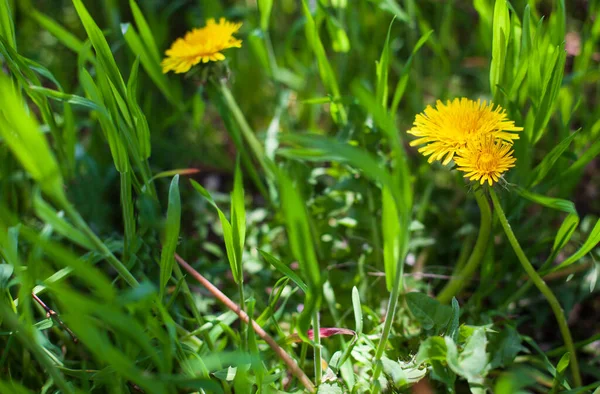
[437,188,491,304]
[489,189,581,387]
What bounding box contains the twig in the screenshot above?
[174,253,316,393]
[32,293,78,343]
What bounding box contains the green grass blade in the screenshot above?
[30,9,84,53]
[0,74,66,204]
[259,250,308,293]
[300,0,347,124]
[159,175,181,299]
[382,185,401,292]
[230,158,246,284]
[72,0,127,98]
[0,0,16,48]
[529,130,578,187]
[548,219,600,274]
[490,0,510,98]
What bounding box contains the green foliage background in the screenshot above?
[1,0,599,393]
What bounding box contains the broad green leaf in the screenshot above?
[382,186,400,291]
[0,74,66,204]
[406,292,453,333]
[445,328,489,385]
[159,175,181,299]
[549,218,600,273]
[415,336,447,364]
[259,250,308,293]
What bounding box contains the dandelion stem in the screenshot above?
[489,189,582,387]
[437,188,491,303]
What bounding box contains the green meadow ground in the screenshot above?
[1,0,600,393]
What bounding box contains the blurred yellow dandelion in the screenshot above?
[408,98,522,165]
[454,136,516,186]
[161,18,242,74]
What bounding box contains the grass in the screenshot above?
[1,0,600,393]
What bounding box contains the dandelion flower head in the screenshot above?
[408,98,522,165]
[454,136,517,186]
[162,18,242,74]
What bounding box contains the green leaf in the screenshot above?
[277,169,321,342]
[549,218,600,273]
[446,298,460,342]
[259,250,308,293]
[33,192,94,250]
[382,186,400,292]
[390,30,433,114]
[0,0,16,49]
[376,18,395,109]
[415,336,447,364]
[126,56,151,159]
[300,0,347,124]
[0,74,66,204]
[352,286,363,335]
[406,292,453,333]
[515,186,576,215]
[530,130,578,186]
[230,159,246,284]
[30,9,85,54]
[258,0,273,31]
[445,328,489,385]
[29,85,107,116]
[552,213,580,253]
[0,264,13,288]
[190,180,239,281]
[72,0,127,98]
[490,0,510,98]
[121,22,177,106]
[159,175,181,299]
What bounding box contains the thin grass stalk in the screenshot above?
[489,188,582,387]
[313,310,322,386]
[437,189,491,303]
[174,253,316,393]
[370,247,405,393]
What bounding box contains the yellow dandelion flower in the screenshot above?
[161,18,242,74]
[408,98,522,165]
[454,136,516,186]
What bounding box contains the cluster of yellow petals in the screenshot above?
[161,18,242,74]
[408,98,522,185]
